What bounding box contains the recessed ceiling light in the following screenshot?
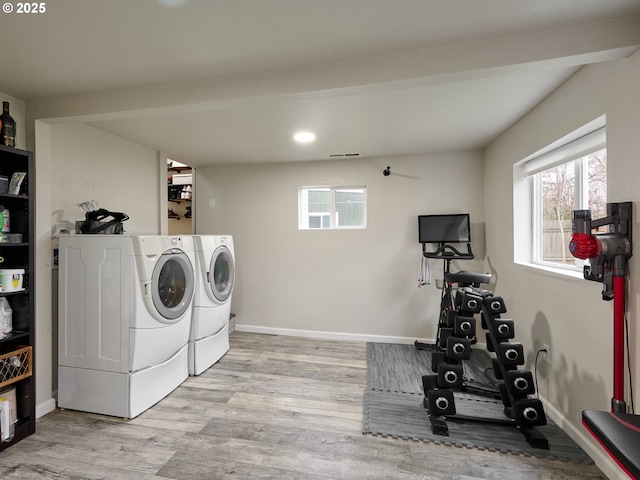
[293,131,316,143]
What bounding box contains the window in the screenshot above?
[533,147,606,267]
[514,120,606,273]
[299,186,367,229]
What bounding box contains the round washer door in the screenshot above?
[209,245,235,304]
[151,248,195,320]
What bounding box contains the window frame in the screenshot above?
[531,152,605,271]
[298,186,367,230]
[513,118,606,276]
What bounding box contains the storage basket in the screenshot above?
[172,173,192,185]
[0,346,32,389]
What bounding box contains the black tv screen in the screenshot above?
[418,214,470,244]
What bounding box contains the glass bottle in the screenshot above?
[0,102,16,147]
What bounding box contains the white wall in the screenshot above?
[484,52,640,478]
[195,153,485,341]
[50,123,161,235]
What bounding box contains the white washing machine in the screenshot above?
[189,235,235,375]
[58,235,196,418]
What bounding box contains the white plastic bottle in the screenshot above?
[0,399,14,442]
[0,297,12,335]
[2,208,9,234]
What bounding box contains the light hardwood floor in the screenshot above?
[0,332,607,479]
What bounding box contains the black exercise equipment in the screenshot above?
[490,318,514,340]
[415,239,499,399]
[496,342,525,368]
[421,280,549,447]
[505,370,536,398]
[438,363,464,389]
[570,202,640,477]
[416,213,548,449]
[582,410,640,479]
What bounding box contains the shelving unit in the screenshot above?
[0,144,35,450]
[167,162,192,234]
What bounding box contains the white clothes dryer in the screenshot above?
[189,235,235,375]
[58,235,195,418]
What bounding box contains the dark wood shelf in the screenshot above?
[0,415,35,452]
[0,330,29,345]
[0,146,35,450]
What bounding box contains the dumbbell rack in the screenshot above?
[422,280,549,449]
[416,243,500,399]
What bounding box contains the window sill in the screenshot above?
[515,260,584,280]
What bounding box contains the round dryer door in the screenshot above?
[151,248,195,320]
[209,245,234,303]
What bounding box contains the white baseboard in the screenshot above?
[539,396,625,480]
[36,397,56,419]
[234,324,429,345]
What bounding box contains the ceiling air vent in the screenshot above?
[329,153,360,158]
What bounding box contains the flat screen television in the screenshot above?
[418,213,470,244]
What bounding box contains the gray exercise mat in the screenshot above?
[363,342,593,463]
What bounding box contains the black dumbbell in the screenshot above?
[497,342,525,367]
[446,336,472,360]
[491,318,514,340]
[456,290,483,314]
[427,388,456,416]
[454,316,476,337]
[505,370,535,398]
[491,357,503,380]
[430,351,446,373]
[438,363,464,389]
[514,398,547,427]
[422,374,438,394]
[439,328,453,349]
[484,295,507,315]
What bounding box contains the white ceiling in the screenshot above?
[1,0,639,167]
